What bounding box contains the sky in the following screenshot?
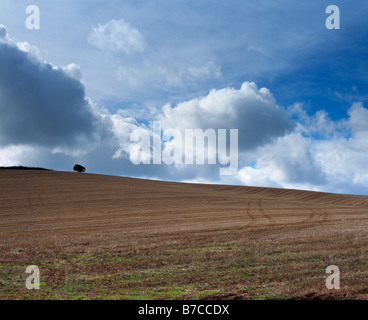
[1,0,368,195]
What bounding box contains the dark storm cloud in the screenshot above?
[0,31,97,148]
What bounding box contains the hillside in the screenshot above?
[1,170,368,299]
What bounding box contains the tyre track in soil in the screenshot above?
[301,209,317,225]
[236,199,256,231]
[308,208,331,225]
[292,207,332,230]
[257,199,275,228]
[239,199,275,230]
[319,208,332,223]
[246,199,256,227]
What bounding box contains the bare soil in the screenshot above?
[1,170,368,299]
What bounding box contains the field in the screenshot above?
[1,169,368,300]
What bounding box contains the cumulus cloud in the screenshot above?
[109,113,147,159]
[16,41,41,61]
[0,145,35,167]
[88,19,146,54]
[237,102,368,194]
[0,25,8,40]
[238,132,327,190]
[61,63,83,81]
[344,102,368,134]
[160,81,294,151]
[108,82,294,171]
[109,81,294,180]
[0,33,98,150]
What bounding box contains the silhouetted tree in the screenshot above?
[73,164,86,173]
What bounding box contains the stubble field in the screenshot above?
[1,169,368,300]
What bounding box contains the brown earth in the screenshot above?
[1,169,368,299]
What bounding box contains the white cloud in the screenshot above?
[16,41,41,60]
[238,132,326,190]
[160,81,294,151]
[288,103,336,138]
[86,19,223,91]
[0,145,35,166]
[237,102,368,194]
[344,102,368,133]
[158,61,222,87]
[108,82,294,180]
[186,62,222,80]
[109,113,147,159]
[61,63,83,81]
[87,19,146,54]
[116,60,222,89]
[0,24,7,40]
[104,81,294,182]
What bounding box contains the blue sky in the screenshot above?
[1,0,368,194]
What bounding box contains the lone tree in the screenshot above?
[73,164,86,173]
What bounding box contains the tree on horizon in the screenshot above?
[73,164,86,173]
